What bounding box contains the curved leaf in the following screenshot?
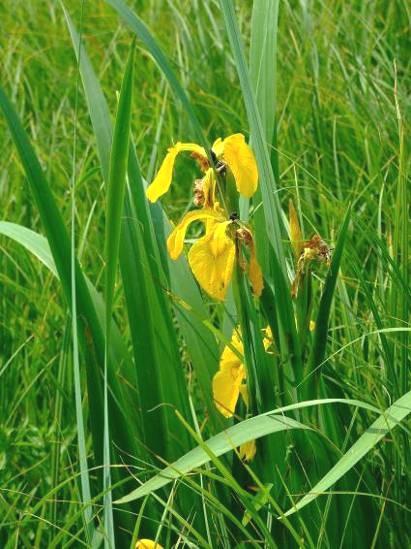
[283,389,411,516]
[116,398,381,504]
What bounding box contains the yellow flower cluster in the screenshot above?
[146,133,265,461]
[146,134,263,301]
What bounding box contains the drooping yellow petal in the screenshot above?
[212,329,245,417]
[289,199,303,259]
[135,540,163,549]
[202,168,217,208]
[239,439,257,462]
[167,209,224,260]
[223,328,244,358]
[248,242,264,297]
[188,221,235,300]
[212,363,245,417]
[146,142,207,202]
[218,134,258,197]
[211,137,225,158]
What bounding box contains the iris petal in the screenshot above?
[146,142,207,202]
[167,209,224,260]
[212,329,245,417]
[188,221,235,301]
[211,137,224,158]
[135,541,163,549]
[212,364,245,418]
[220,134,258,197]
[239,440,257,462]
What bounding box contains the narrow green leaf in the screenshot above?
[103,40,136,546]
[0,221,57,276]
[118,414,308,504]
[283,390,411,516]
[105,42,135,331]
[69,7,93,539]
[249,0,280,276]
[249,0,279,150]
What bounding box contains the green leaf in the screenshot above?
[116,398,379,504]
[118,414,308,504]
[249,0,279,151]
[103,39,136,545]
[283,390,411,516]
[0,221,57,276]
[104,42,135,326]
[219,0,285,271]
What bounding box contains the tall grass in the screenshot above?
[0,1,409,547]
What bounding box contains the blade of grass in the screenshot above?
[283,389,411,516]
[0,222,57,275]
[248,0,280,270]
[118,414,308,504]
[249,0,279,148]
[69,2,93,541]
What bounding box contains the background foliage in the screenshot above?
[0,0,409,547]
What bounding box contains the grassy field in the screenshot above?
[0,1,410,547]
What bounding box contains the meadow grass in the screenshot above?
[0,1,409,547]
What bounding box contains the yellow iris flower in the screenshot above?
[146,133,258,202]
[212,327,272,417]
[166,206,263,301]
[147,132,262,300]
[212,327,272,461]
[135,540,163,549]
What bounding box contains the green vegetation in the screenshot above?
[0,1,409,547]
